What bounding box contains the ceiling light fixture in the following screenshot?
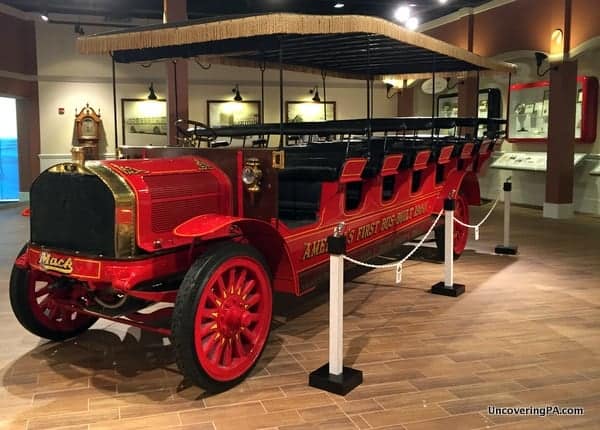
[406,16,419,31]
[439,0,449,4]
[394,5,411,23]
[232,84,243,101]
[40,11,49,22]
[147,82,158,100]
[74,23,85,36]
[334,3,345,8]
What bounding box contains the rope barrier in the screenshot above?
[453,195,500,240]
[342,210,443,284]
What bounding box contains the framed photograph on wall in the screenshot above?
[286,101,336,122]
[207,100,261,127]
[121,98,167,146]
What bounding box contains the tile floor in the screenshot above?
[0,202,599,430]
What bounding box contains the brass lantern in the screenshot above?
[241,158,263,193]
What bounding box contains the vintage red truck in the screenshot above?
[9,13,514,391]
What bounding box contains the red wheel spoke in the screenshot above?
[241,328,258,346]
[241,279,255,297]
[234,336,246,357]
[199,322,218,338]
[216,276,227,298]
[244,312,260,325]
[200,309,218,321]
[235,269,247,295]
[34,286,49,297]
[207,289,222,306]
[223,341,233,367]
[47,304,58,321]
[211,339,225,364]
[245,293,261,309]
[227,268,236,293]
[203,332,219,355]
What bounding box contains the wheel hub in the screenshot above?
[217,296,249,338]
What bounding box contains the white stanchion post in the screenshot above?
[309,223,363,395]
[444,201,454,288]
[329,251,344,376]
[431,198,465,297]
[495,179,519,255]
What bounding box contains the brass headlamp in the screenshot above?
[242,158,263,193]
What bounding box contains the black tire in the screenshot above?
[9,245,98,341]
[171,242,273,392]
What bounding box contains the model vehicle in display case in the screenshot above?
[9,13,514,391]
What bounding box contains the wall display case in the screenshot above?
[207,100,261,128]
[437,88,501,136]
[491,151,587,172]
[508,76,598,143]
[121,98,167,147]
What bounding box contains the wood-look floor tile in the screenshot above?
[360,404,449,427]
[402,412,492,430]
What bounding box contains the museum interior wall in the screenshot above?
[412,0,600,215]
[34,18,396,172]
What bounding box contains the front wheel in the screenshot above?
[172,243,273,392]
[9,246,98,341]
[434,192,470,260]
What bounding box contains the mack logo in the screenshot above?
[38,252,73,274]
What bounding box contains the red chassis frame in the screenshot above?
[17,138,492,336]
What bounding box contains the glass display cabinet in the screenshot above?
[508,76,598,143]
[437,88,502,136]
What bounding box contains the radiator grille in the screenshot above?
[30,171,115,256]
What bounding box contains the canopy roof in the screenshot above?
[77,13,516,79]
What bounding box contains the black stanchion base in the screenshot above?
[495,245,518,255]
[309,364,363,396]
[430,282,465,297]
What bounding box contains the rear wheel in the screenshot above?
[172,243,273,392]
[9,246,97,341]
[434,192,470,260]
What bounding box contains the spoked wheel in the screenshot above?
[172,243,273,392]
[435,192,470,260]
[9,246,97,341]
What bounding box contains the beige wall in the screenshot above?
[35,21,396,170]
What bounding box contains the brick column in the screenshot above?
[544,60,578,219]
[164,0,188,146]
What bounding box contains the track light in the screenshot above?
[406,16,419,31]
[232,84,243,101]
[74,23,85,36]
[394,6,411,23]
[310,86,321,102]
[334,2,345,8]
[147,82,158,100]
[40,11,49,22]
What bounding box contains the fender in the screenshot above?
[434,169,481,212]
[173,214,299,295]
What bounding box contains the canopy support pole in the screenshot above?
[322,70,327,121]
[111,54,118,157]
[260,59,266,124]
[279,38,284,148]
[431,54,436,140]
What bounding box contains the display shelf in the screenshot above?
[507,76,598,143]
[490,151,587,172]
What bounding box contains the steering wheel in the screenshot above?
[176,119,217,147]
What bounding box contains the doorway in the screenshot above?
[0,97,19,201]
